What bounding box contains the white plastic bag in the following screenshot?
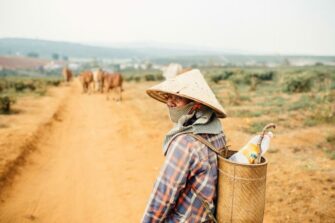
[229,132,273,164]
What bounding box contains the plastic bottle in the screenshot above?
[229,132,273,164]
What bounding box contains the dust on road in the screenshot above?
[0,81,167,223]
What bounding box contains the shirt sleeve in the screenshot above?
[141,135,194,223]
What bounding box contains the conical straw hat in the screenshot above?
[146,69,227,118]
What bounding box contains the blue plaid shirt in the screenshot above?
[142,133,226,223]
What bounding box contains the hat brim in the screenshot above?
[146,89,227,118]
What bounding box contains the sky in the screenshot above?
[0,0,334,55]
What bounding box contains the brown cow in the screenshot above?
[62,67,72,82]
[104,72,123,101]
[79,70,93,93]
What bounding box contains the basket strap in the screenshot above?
[188,133,223,155]
[188,133,220,223]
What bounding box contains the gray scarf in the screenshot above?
[162,105,223,155]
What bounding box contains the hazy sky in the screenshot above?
[0,0,334,55]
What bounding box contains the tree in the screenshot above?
[27,52,39,58]
[62,55,69,61]
[52,53,59,60]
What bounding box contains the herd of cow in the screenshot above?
[62,67,123,101]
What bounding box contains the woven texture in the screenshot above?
[216,151,267,223]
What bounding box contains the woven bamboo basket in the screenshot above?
[216,150,268,223]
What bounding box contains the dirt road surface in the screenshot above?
[0,81,169,222]
[0,80,334,223]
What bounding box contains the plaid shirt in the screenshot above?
[142,133,226,223]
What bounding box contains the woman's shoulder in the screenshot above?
[171,133,198,146]
[169,132,226,154]
[173,132,225,143]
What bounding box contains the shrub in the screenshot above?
[25,82,36,91]
[133,76,141,82]
[46,80,61,86]
[327,135,335,144]
[144,74,156,81]
[229,73,247,85]
[288,95,313,111]
[156,73,164,81]
[249,74,259,91]
[210,71,235,83]
[0,96,11,114]
[282,73,314,93]
[331,81,335,90]
[124,76,134,82]
[257,71,275,81]
[303,103,335,127]
[211,74,222,83]
[223,71,235,79]
[14,82,26,92]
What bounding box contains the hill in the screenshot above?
[0,38,218,60]
[0,38,334,66]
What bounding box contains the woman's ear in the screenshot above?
[189,103,202,114]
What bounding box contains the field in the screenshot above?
[0,66,334,222]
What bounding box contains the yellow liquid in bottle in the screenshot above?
[241,144,260,164]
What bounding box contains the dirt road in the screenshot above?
[0,80,334,223]
[0,81,168,223]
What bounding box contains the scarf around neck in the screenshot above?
[162,105,223,155]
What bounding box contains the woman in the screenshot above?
[142,69,227,223]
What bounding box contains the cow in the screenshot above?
[162,63,192,79]
[162,63,183,80]
[93,68,105,93]
[79,70,93,93]
[62,67,72,82]
[104,72,123,101]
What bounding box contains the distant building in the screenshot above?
[43,61,63,70]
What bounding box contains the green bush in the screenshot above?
[133,76,141,82]
[211,74,223,83]
[229,74,248,85]
[0,77,61,95]
[210,71,235,83]
[124,76,134,82]
[288,95,313,111]
[156,73,164,81]
[46,80,61,86]
[26,82,36,91]
[223,71,235,79]
[327,135,335,144]
[282,73,314,93]
[331,81,335,90]
[14,82,26,92]
[256,71,275,81]
[144,74,156,81]
[0,96,12,114]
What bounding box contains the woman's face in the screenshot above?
[166,94,191,108]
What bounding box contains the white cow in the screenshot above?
[162,63,183,80]
[93,68,105,93]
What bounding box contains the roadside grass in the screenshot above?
[206,65,335,133]
[0,76,62,114]
[317,134,335,160]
